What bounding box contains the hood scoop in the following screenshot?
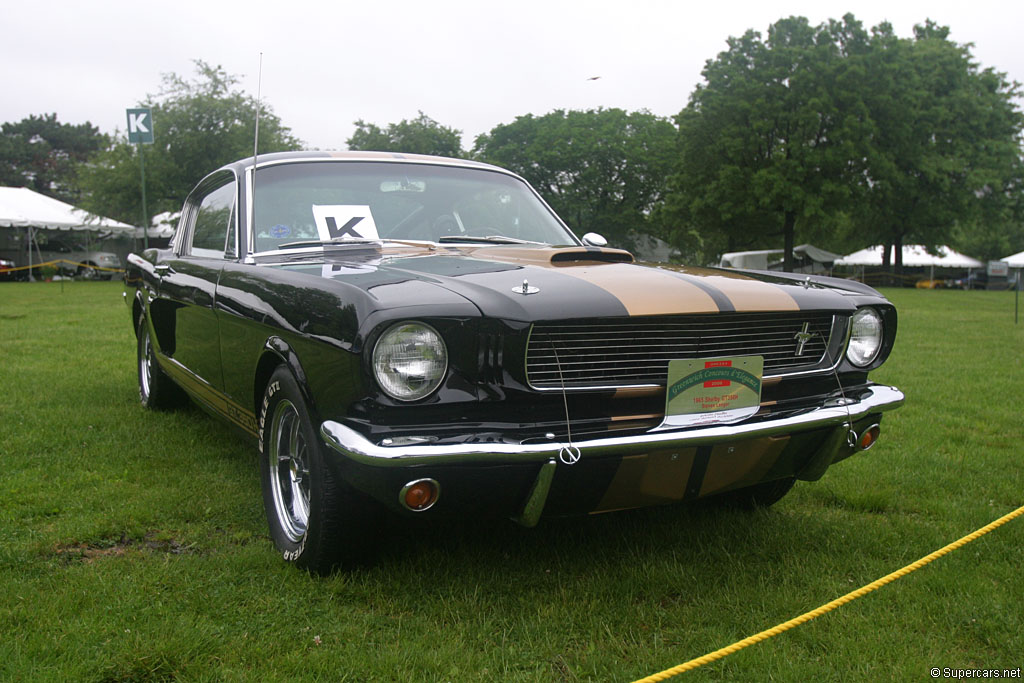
[551,248,633,264]
[471,246,634,267]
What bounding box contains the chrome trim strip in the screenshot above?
[320,384,904,467]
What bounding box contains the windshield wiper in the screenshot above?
[437,235,545,245]
[273,237,437,251]
[277,238,382,249]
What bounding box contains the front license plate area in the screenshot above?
[655,356,764,430]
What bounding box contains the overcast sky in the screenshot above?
[3,0,1021,151]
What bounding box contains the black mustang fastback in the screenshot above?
[125,150,904,572]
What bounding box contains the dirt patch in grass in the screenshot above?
[54,532,198,563]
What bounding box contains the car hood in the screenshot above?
[280,245,863,321]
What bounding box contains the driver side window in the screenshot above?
[189,177,236,259]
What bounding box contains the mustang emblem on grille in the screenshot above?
[793,322,814,356]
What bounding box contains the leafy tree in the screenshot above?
[0,113,107,202]
[666,14,1023,270]
[77,60,301,226]
[473,108,677,249]
[953,213,1024,262]
[347,112,464,158]
[667,16,871,269]
[854,21,1023,270]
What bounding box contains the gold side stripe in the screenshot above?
[159,356,259,437]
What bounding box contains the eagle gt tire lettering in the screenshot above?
[258,366,376,573]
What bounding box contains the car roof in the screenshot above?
[219,150,509,175]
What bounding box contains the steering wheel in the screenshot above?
[431,214,464,239]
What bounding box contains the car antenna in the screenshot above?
[249,52,263,260]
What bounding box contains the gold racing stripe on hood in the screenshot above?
[556,263,720,315]
[654,265,802,312]
[465,247,800,314]
[698,272,800,311]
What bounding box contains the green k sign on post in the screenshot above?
[126,108,153,248]
[126,108,154,143]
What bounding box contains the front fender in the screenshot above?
[256,336,318,424]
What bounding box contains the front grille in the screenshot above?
[526,312,840,389]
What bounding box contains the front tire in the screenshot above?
[259,367,377,573]
[137,317,187,410]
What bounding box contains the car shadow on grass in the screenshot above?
[366,492,842,582]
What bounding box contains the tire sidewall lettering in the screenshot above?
[282,534,307,562]
[257,380,281,454]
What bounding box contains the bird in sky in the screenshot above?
[586,76,601,81]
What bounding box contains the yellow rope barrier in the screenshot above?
[1,259,123,274]
[632,503,1024,682]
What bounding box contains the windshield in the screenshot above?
[250,161,578,253]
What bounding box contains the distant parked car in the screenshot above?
[34,237,121,279]
[0,257,16,280]
[948,268,1020,290]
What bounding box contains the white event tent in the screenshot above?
[0,187,137,276]
[0,187,136,234]
[836,244,983,268]
[1002,249,1024,268]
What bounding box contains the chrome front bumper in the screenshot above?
[320,384,904,468]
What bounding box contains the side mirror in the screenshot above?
[581,232,608,247]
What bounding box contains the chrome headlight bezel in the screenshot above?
[371,321,448,401]
[846,307,884,367]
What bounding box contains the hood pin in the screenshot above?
[514,279,540,295]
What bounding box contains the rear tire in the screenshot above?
[259,367,378,573]
[137,317,187,410]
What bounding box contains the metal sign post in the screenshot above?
[126,107,154,249]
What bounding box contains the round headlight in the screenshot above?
[372,322,448,401]
[846,307,884,367]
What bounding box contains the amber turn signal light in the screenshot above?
[400,479,440,512]
[857,425,881,451]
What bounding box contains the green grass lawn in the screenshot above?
[1,281,1021,681]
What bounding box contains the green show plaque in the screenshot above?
[657,356,764,429]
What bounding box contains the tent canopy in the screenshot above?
[836,244,983,268]
[147,211,179,239]
[1002,249,1024,267]
[0,186,136,234]
[719,244,842,270]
